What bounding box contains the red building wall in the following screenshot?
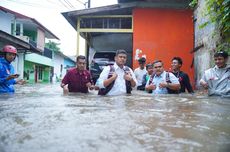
[133,8,195,87]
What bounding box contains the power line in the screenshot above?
[75,0,85,5]
[63,0,75,8]
[58,0,71,9]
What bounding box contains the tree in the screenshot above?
[45,40,61,52]
[190,0,230,53]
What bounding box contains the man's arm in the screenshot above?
[199,71,208,89]
[159,73,180,90]
[96,66,116,88]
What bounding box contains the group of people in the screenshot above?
[0,45,229,97]
[60,49,229,97]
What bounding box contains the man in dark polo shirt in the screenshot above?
[61,55,94,94]
[171,57,194,93]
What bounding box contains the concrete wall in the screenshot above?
[0,10,13,34]
[133,8,194,86]
[53,53,65,80]
[37,28,45,51]
[193,0,220,87]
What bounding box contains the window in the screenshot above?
[80,16,132,29]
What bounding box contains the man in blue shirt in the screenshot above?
[0,45,25,93]
[145,60,180,94]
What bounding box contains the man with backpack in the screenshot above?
[145,60,180,94]
[171,57,194,93]
[96,49,137,95]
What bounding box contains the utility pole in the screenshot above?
[88,0,90,8]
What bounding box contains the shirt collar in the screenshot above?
[113,62,125,70]
[155,71,165,78]
[214,64,230,70]
[75,68,86,75]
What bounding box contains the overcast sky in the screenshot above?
[1,0,117,56]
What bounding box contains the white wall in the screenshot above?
[11,53,24,79]
[0,11,14,33]
[53,53,64,81]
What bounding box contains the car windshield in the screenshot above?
[94,52,115,61]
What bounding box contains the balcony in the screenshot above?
[15,35,30,42]
[29,39,37,48]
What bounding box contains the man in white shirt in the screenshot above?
[200,51,229,96]
[134,57,147,90]
[96,49,137,95]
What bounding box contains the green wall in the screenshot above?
[24,61,35,84]
[24,61,52,84]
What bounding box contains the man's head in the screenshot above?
[153,60,164,76]
[214,51,229,68]
[138,57,146,69]
[76,55,86,71]
[146,63,154,75]
[1,45,17,63]
[115,49,127,67]
[171,57,183,71]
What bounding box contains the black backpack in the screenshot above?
[98,65,132,95]
[165,72,179,94]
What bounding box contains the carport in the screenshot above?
[62,4,134,68]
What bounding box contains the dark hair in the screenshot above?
[116,49,127,56]
[214,51,228,59]
[146,63,153,69]
[172,57,183,65]
[138,57,146,63]
[153,60,163,66]
[76,55,86,62]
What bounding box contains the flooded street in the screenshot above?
[0,84,230,152]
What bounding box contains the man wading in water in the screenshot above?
[96,49,137,96]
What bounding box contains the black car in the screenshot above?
[89,52,116,84]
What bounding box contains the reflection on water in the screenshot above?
[0,84,230,152]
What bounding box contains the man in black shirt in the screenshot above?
[171,57,194,93]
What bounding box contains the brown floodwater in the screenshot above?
[0,84,229,152]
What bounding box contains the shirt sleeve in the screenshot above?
[169,73,180,84]
[96,66,110,88]
[62,72,70,85]
[0,64,7,84]
[0,64,15,85]
[199,70,208,84]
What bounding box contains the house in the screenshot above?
[52,51,76,82]
[62,0,195,86]
[0,6,59,83]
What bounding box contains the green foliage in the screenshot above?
[190,0,230,54]
[189,0,198,8]
[45,40,61,52]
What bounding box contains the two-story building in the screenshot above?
[0,6,76,83]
